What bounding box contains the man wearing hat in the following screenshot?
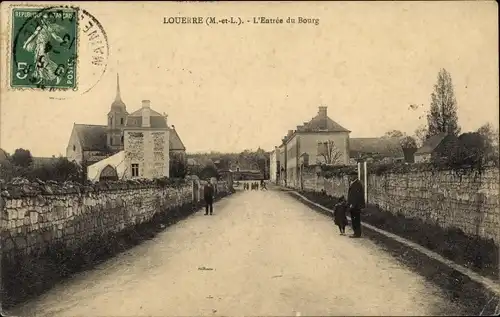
[347,172,365,238]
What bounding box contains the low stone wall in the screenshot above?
[0,177,233,308]
[299,165,500,246]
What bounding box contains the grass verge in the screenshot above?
[291,190,500,316]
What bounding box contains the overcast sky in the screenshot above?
[1,1,498,157]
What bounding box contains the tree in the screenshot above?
[170,153,187,178]
[476,123,499,165]
[383,130,405,138]
[317,140,343,165]
[199,165,219,180]
[414,124,428,147]
[426,69,460,138]
[10,148,33,168]
[29,157,81,182]
[400,136,417,149]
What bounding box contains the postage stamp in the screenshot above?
[7,4,109,97]
[11,7,78,90]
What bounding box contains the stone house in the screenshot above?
[86,100,170,181]
[66,74,186,181]
[414,132,458,163]
[281,106,351,188]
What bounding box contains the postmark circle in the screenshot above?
[10,5,109,99]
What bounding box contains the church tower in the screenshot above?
[107,73,128,151]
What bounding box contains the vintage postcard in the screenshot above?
[0,1,499,316]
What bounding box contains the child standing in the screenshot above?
[334,196,348,235]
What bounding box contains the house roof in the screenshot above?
[349,137,404,158]
[33,156,59,166]
[414,132,448,155]
[0,148,8,162]
[74,124,110,152]
[126,108,168,129]
[169,128,186,151]
[303,115,350,133]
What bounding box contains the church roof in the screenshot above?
[73,123,184,152]
[74,124,110,151]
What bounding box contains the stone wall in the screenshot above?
[299,166,500,245]
[0,177,233,307]
[0,178,231,259]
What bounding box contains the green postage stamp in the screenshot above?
[10,7,78,90]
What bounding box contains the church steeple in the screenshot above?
[107,72,128,150]
[115,73,122,102]
[110,72,126,111]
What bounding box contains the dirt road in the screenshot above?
[6,189,461,316]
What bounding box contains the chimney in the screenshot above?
[287,130,293,137]
[318,106,327,117]
[142,100,151,128]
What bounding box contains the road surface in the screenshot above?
[6,189,461,316]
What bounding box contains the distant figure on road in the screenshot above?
[347,173,365,238]
[334,196,348,235]
[260,180,267,190]
[204,180,215,215]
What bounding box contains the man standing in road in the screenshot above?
[347,172,365,238]
[204,180,215,215]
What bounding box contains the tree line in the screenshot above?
[383,68,498,168]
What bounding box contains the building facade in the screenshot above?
[280,106,351,187]
[86,100,170,181]
[67,74,182,181]
[269,146,278,184]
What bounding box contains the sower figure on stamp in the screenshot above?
[347,172,365,238]
[204,180,215,216]
[22,13,67,85]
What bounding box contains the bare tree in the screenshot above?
[414,124,428,148]
[317,140,343,165]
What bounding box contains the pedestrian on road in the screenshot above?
[334,196,348,235]
[204,180,215,215]
[347,173,365,238]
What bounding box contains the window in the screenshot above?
[131,164,139,177]
[120,118,124,125]
[73,145,76,151]
[109,117,112,125]
[109,137,113,146]
[121,135,124,144]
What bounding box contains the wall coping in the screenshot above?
[0,177,207,199]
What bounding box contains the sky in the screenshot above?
[0,1,498,157]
